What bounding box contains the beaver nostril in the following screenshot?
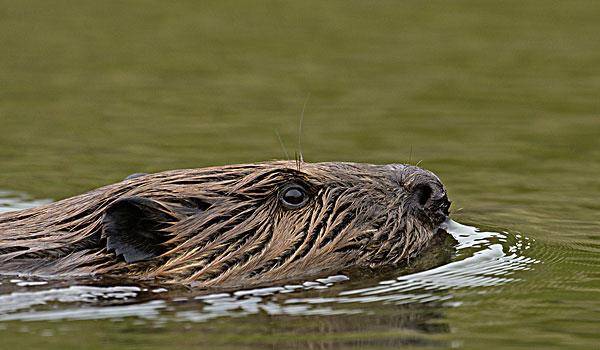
[414,184,433,207]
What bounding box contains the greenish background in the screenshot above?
[0,1,598,349]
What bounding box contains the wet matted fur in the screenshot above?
[0,161,450,287]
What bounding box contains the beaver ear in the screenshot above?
[102,197,175,263]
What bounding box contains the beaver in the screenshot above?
[0,161,450,288]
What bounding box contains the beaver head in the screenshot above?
[0,161,450,287]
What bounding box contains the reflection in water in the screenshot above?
[0,189,539,330]
[0,190,52,213]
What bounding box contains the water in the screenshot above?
[0,206,541,348]
[1,1,599,349]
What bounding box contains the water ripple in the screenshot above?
[0,190,540,323]
[287,220,539,306]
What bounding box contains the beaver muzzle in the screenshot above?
[400,165,451,227]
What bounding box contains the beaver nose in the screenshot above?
[412,182,449,215]
[396,165,451,218]
[414,183,434,207]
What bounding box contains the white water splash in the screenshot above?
[287,220,539,307]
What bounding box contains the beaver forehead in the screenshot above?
[132,161,405,199]
[262,162,442,191]
[251,161,397,184]
[199,161,400,197]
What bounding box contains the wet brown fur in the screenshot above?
[0,161,449,287]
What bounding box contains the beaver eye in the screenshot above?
[280,185,309,209]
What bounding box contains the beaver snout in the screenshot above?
[399,166,451,224]
[412,182,450,221]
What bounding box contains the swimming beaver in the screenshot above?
[0,161,450,287]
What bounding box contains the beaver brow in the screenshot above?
[230,168,314,194]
